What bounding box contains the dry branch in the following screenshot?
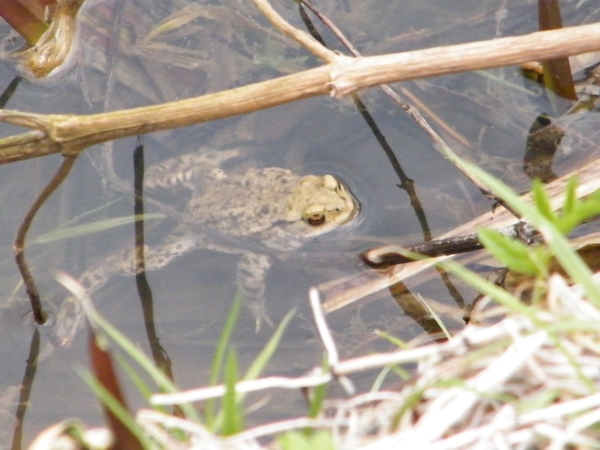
[329,20,600,96]
[2,22,600,163]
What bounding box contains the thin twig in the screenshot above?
[151,373,334,404]
[10,327,40,450]
[14,155,77,324]
[350,92,433,240]
[0,76,21,108]
[252,0,338,63]
[309,288,355,394]
[361,221,541,268]
[133,137,146,276]
[399,87,472,148]
[131,137,178,399]
[299,0,358,56]
[309,288,339,367]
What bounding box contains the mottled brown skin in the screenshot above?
[54,149,359,344]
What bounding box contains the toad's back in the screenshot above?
[187,166,358,251]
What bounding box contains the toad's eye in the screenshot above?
[307,214,326,226]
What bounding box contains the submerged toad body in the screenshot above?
[56,149,359,342]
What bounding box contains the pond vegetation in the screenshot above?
[1,0,600,448]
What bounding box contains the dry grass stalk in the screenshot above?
[78,273,600,449]
[318,274,600,449]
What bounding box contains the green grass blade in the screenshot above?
[78,369,151,448]
[374,330,409,349]
[278,431,335,450]
[370,366,392,393]
[212,308,295,432]
[308,356,328,420]
[557,190,600,235]
[531,179,556,222]
[308,378,327,419]
[31,213,165,245]
[205,293,243,428]
[244,309,295,381]
[81,299,200,421]
[439,259,532,316]
[417,294,452,339]
[210,293,243,385]
[222,349,244,436]
[115,353,169,415]
[563,177,578,216]
[478,228,546,276]
[461,161,600,307]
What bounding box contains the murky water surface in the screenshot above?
[0,0,599,445]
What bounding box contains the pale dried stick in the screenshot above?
[3,23,600,163]
[309,288,355,394]
[252,0,339,63]
[309,287,339,367]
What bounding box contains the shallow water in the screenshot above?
[0,0,599,445]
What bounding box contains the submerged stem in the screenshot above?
[14,155,77,324]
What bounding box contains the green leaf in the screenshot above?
[244,309,295,381]
[31,213,165,245]
[308,358,328,419]
[531,179,556,223]
[374,329,409,348]
[278,431,312,450]
[459,161,600,307]
[562,177,578,216]
[556,190,600,235]
[278,431,335,450]
[222,349,244,436]
[71,289,200,421]
[212,308,295,431]
[477,228,546,276]
[205,293,243,428]
[79,370,151,448]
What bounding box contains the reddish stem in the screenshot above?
[0,0,50,45]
